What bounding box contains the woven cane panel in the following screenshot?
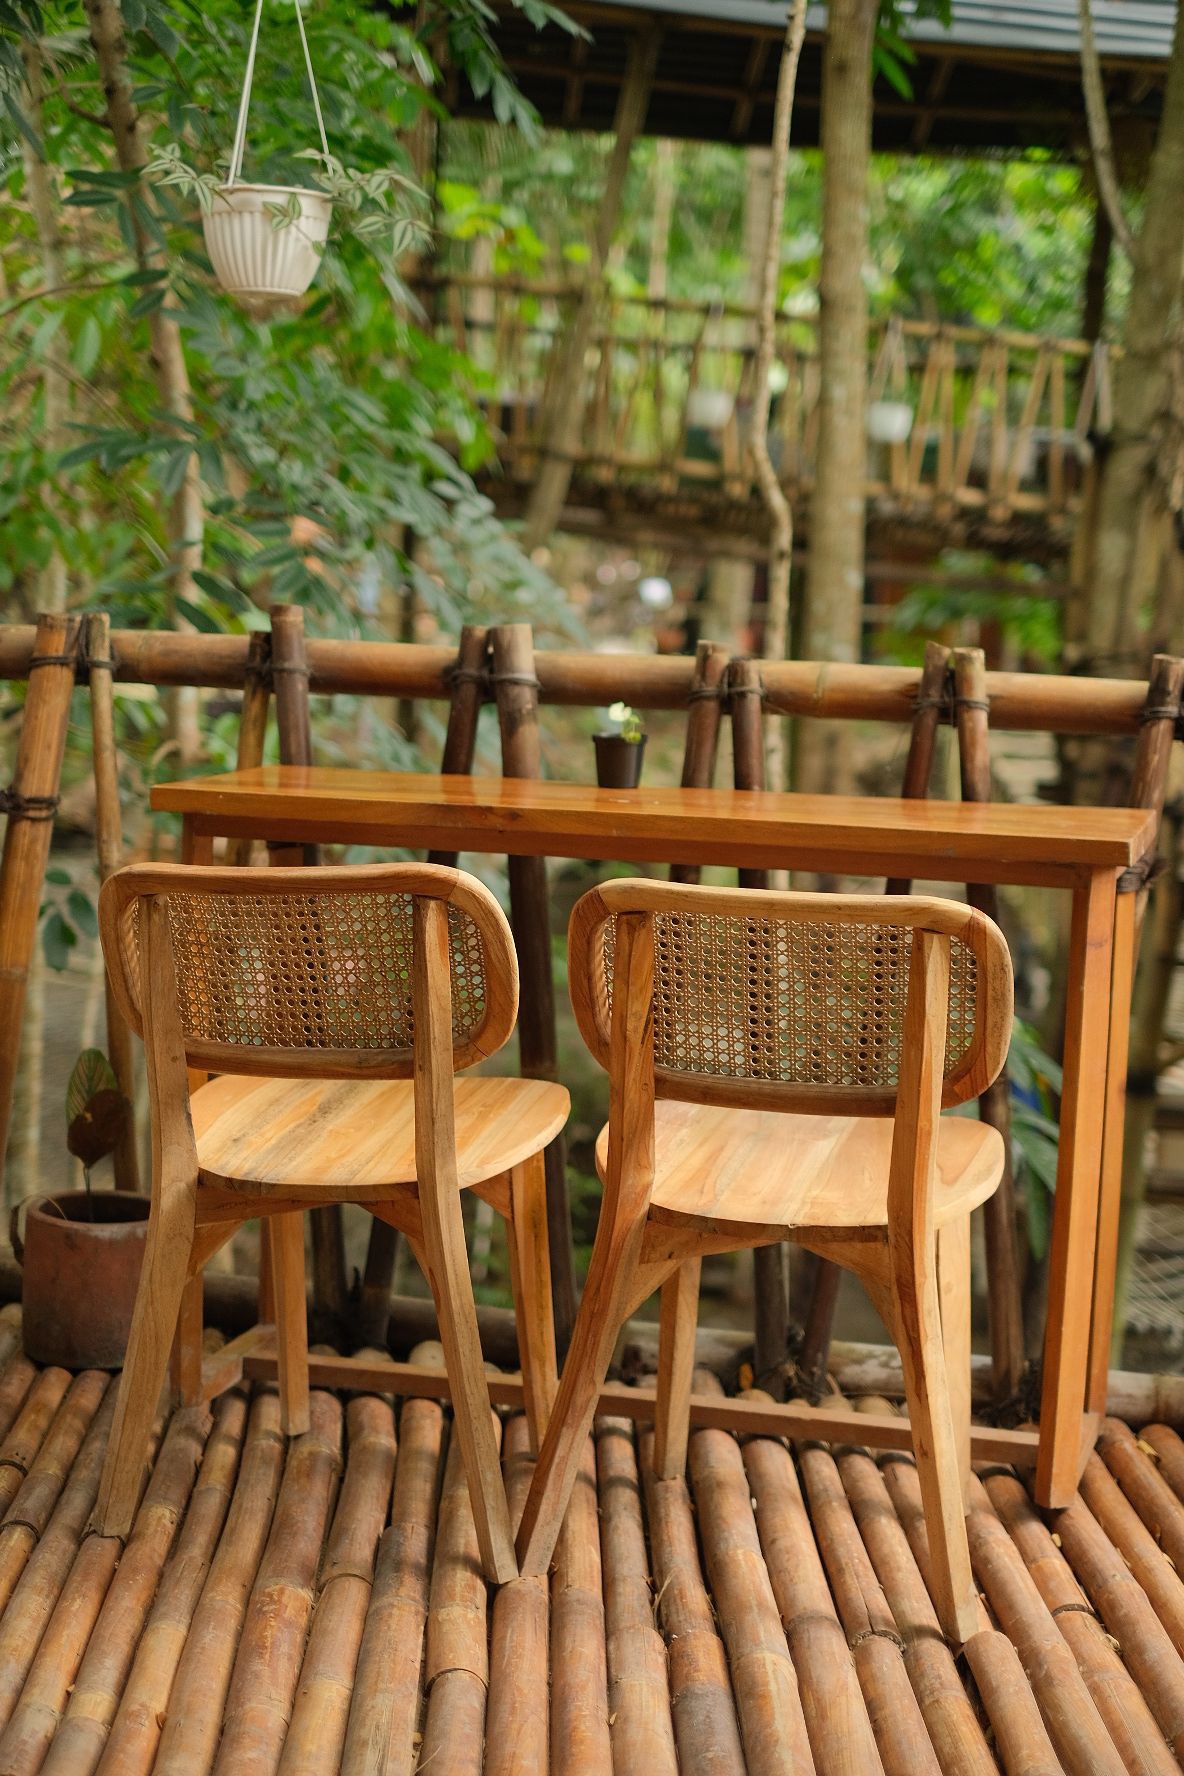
[124,892,487,1055]
[602,912,977,1090]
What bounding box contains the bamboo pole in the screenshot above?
[96,1387,249,1776]
[419,1410,494,1776]
[486,1413,549,1776]
[1095,1416,1184,1570]
[670,638,728,885]
[953,645,1025,1399]
[1078,1448,1184,1658]
[152,1388,284,1774]
[1139,1421,1184,1499]
[640,1423,747,1773]
[270,604,349,1345]
[0,622,1173,734]
[490,621,576,1350]
[597,1416,678,1776]
[279,1389,397,1775]
[0,1368,73,1519]
[0,1354,37,1447]
[86,611,140,1192]
[796,1441,940,1776]
[983,1465,1179,1776]
[340,1390,446,1776]
[550,1431,612,1775]
[225,630,272,868]
[0,611,79,1192]
[797,640,952,1400]
[211,1389,342,1775]
[687,1412,815,1773]
[832,1445,997,1775]
[0,1370,109,1617]
[36,1402,212,1776]
[883,1455,1127,1776]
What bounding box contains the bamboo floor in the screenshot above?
[1,1306,1184,1774]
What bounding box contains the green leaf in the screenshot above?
[66,1048,119,1126]
[45,867,71,887]
[73,316,101,380]
[66,889,98,939]
[42,910,76,972]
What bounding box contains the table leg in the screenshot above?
[1035,869,1116,1507]
[1086,887,1139,1415]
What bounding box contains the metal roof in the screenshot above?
[588,1,1176,62]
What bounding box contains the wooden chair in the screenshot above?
[95,861,568,1584]
[516,879,1013,1642]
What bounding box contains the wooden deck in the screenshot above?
[0,1307,1183,1774]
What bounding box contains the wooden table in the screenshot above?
[155,765,1158,1509]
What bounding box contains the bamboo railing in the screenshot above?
[418,273,1112,536]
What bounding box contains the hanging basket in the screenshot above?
[206,0,333,317]
[204,184,332,317]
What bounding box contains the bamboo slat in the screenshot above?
[1138,1423,1184,1501]
[549,1432,612,1775]
[0,1370,109,1616]
[1077,1452,1184,1660]
[0,1353,36,1448]
[211,1389,342,1775]
[418,1406,494,1776]
[486,1414,549,1776]
[96,1388,248,1776]
[0,1368,74,1518]
[596,1417,678,1776]
[152,1390,285,1774]
[39,1402,213,1775]
[1095,1418,1184,1572]
[340,1392,446,1776]
[279,1390,397,1774]
[640,1424,747,1774]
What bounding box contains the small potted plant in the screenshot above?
[14,1050,148,1370]
[593,702,647,789]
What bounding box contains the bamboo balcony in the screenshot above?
[0,1303,1183,1774]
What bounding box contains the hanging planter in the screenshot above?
[201,0,333,317]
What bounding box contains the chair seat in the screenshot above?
[193,1074,570,1199]
[595,1099,1005,1235]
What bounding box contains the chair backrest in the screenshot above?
[100,861,518,1080]
[568,879,1012,1117]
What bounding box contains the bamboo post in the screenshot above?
[356,625,491,1351]
[490,622,577,1351]
[86,612,140,1193]
[670,639,728,886]
[0,611,80,1194]
[952,645,1025,1399]
[269,604,349,1345]
[225,630,271,869]
[729,658,789,1390]
[797,640,952,1400]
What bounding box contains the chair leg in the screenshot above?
[169,1273,204,1407]
[515,1223,645,1577]
[269,1211,310,1437]
[506,1152,559,1454]
[937,1214,972,1496]
[654,1257,701,1480]
[95,1188,197,1540]
[891,1232,980,1646]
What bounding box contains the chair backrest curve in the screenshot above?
[100,861,518,1080]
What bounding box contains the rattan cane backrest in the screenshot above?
[100,862,518,1079]
[569,880,1012,1116]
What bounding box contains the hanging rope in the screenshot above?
[228,0,330,188]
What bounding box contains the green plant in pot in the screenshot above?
[15,1050,149,1371]
[593,702,647,789]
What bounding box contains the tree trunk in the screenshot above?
[20,42,68,616]
[1080,0,1184,677]
[84,0,204,761]
[797,0,877,795]
[1081,195,1113,345]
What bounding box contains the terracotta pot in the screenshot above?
[593,732,647,789]
[14,1191,149,1370]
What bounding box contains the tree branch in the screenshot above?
[1078,0,1136,262]
[749,0,809,793]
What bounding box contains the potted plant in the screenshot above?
[593,702,647,789]
[14,1050,148,1370]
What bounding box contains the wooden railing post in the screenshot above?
[356,624,491,1350]
[226,629,271,869]
[953,646,1026,1401]
[797,639,954,1400]
[670,639,729,886]
[269,604,349,1343]
[0,612,80,1195]
[490,622,577,1352]
[86,611,141,1193]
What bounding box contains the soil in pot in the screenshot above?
[17,1190,149,1370]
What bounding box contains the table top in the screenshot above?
[154,767,1157,888]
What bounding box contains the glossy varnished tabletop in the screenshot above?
[152,766,1157,888]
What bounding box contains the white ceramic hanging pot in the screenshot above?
[203,183,332,317]
[208,0,332,317]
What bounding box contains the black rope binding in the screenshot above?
[0,789,60,823]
